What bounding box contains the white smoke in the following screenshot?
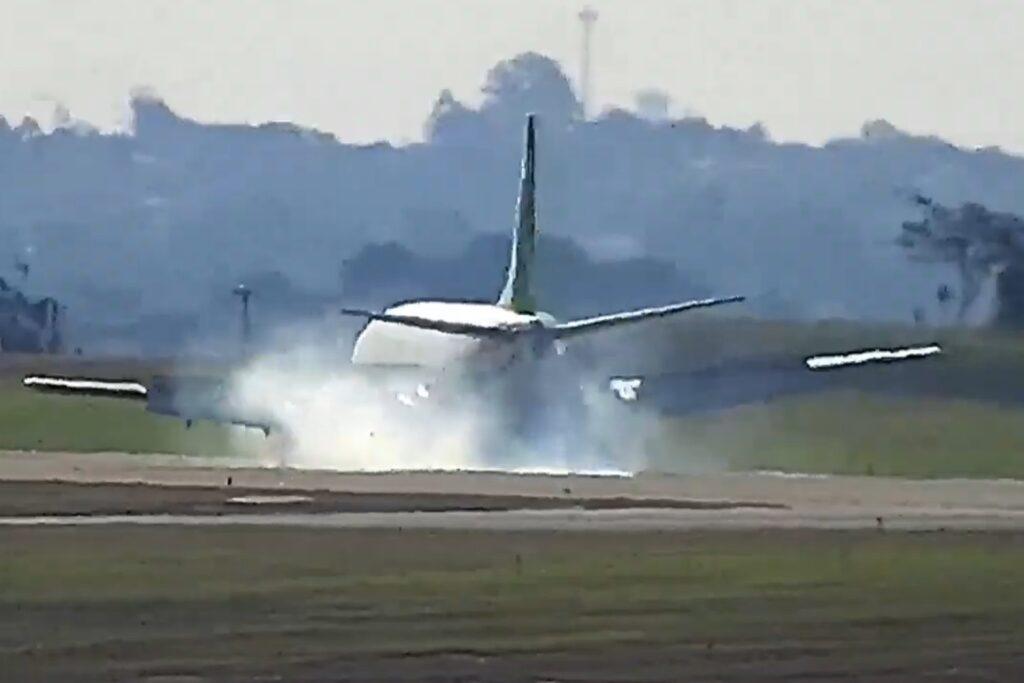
[224,336,653,475]
[227,345,483,471]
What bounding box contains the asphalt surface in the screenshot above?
[2,450,1023,530]
[3,506,1024,531]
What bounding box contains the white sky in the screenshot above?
[1,0,1022,151]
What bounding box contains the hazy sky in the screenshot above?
[2,0,1022,151]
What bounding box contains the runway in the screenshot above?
[2,449,1023,530]
[4,504,1024,531]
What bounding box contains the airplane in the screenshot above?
[23,114,942,452]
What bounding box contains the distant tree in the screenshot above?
[424,89,487,144]
[634,89,671,122]
[898,195,1024,326]
[480,52,581,131]
[936,283,954,320]
[9,50,1024,352]
[338,232,705,318]
[995,265,1024,328]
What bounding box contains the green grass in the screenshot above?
[3,316,1024,478]
[0,379,238,456]
[650,392,1024,479]
[600,317,1024,479]
[622,315,1024,373]
[8,379,1024,478]
[1,528,1022,679]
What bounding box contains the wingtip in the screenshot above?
[22,375,149,396]
[804,343,943,370]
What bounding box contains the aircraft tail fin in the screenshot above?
[497,114,538,313]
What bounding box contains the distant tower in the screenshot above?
[578,6,598,120]
[233,283,252,347]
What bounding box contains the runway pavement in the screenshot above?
[2,450,1023,530]
[3,505,1024,531]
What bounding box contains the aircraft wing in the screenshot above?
[802,344,942,370]
[340,308,514,338]
[23,376,148,399]
[608,343,943,411]
[554,296,745,339]
[22,374,276,434]
[23,363,442,435]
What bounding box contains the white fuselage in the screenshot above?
[350,301,552,370]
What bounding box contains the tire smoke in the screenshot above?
[224,339,651,475]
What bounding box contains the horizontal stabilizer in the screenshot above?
[23,375,148,399]
[553,296,745,338]
[804,344,942,370]
[340,308,515,338]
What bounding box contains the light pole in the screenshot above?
[578,6,598,119]
[233,283,252,348]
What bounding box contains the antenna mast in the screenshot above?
[578,6,598,120]
[233,283,252,349]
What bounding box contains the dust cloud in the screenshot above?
[224,339,654,476]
